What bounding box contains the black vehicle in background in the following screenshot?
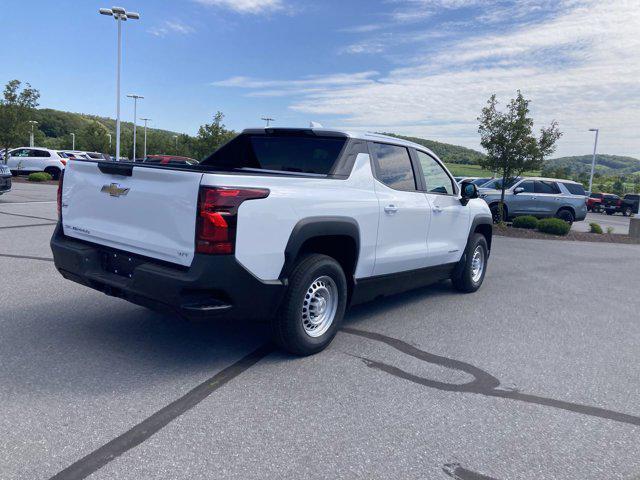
[603,193,639,216]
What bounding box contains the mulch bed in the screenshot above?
[10,176,58,186]
[495,224,640,245]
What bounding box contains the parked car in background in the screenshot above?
[624,194,640,214]
[5,147,67,179]
[0,164,12,195]
[480,177,587,224]
[603,193,638,216]
[138,155,198,166]
[587,192,604,212]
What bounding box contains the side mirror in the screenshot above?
[460,181,478,205]
[513,187,525,195]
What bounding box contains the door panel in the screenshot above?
[534,181,561,216]
[510,180,537,215]
[414,150,470,266]
[369,142,430,276]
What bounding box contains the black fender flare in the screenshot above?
[454,214,493,279]
[279,216,360,280]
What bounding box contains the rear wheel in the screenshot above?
[271,254,347,356]
[44,167,60,180]
[606,210,614,215]
[623,207,632,217]
[556,209,575,224]
[452,233,488,293]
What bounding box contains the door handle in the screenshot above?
[384,205,398,214]
[433,205,443,213]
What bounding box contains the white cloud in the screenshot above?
[215,0,640,157]
[148,20,195,37]
[194,0,284,14]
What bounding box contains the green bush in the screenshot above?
[512,215,539,229]
[537,218,571,236]
[28,172,53,182]
[606,226,614,234]
[589,222,603,234]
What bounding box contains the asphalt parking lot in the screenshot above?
[2,182,640,480]
[572,212,632,234]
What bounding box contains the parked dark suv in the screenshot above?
[603,194,639,216]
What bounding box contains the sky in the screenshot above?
[1,0,639,158]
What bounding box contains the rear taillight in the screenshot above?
[196,186,269,255]
[60,159,67,166]
[57,170,64,220]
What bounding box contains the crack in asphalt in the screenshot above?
[49,344,274,480]
[342,327,640,428]
[0,253,54,262]
[0,210,57,222]
[443,463,500,480]
[0,222,56,230]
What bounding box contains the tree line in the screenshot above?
[0,79,235,161]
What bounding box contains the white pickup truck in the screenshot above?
[51,128,492,355]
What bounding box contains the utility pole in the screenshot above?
[107,133,112,154]
[126,94,144,160]
[173,135,178,154]
[261,116,275,127]
[140,118,151,160]
[99,6,140,162]
[28,121,38,147]
[71,133,75,151]
[588,128,599,195]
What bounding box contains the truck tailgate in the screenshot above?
[60,161,202,266]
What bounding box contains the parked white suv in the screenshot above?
[51,128,493,355]
[6,147,67,179]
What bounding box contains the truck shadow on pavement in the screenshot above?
[341,326,640,428]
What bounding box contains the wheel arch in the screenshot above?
[280,217,360,285]
[469,214,493,254]
[556,205,575,218]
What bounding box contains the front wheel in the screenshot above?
[452,233,488,293]
[271,254,347,356]
[623,207,632,217]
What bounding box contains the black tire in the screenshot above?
[44,167,60,180]
[556,209,574,224]
[606,210,614,216]
[451,233,488,293]
[489,203,508,223]
[271,254,348,356]
[623,207,632,217]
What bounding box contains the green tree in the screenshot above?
[0,79,40,163]
[478,91,562,222]
[78,120,110,153]
[194,112,235,160]
[611,177,624,195]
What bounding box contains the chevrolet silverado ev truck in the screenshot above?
[51,129,492,355]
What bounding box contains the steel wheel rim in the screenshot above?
[301,275,338,338]
[470,245,485,283]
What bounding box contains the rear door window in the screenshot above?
[201,133,346,175]
[370,143,417,192]
[534,181,560,194]
[562,183,586,195]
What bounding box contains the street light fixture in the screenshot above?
[126,94,144,160]
[27,121,38,147]
[140,118,151,160]
[99,6,140,162]
[588,128,599,195]
[71,132,75,151]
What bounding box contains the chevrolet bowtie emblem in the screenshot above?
[101,183,130,197]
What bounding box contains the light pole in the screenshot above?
[261,116,274,127]
[27,121,38,147]
[71,133,75,151]
[173,135,178,154]
[107,133,112,154]
[99,6,140,162]
[140,118,151,159]
[126,94,144,160]
[588,128,599,194]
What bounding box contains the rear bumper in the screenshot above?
[50,224,286,321]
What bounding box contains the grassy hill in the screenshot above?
[544,154,640,176]
[382,133,486,165]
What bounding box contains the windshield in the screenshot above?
[201,133,347,175]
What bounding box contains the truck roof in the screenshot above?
[241,127,440,159]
